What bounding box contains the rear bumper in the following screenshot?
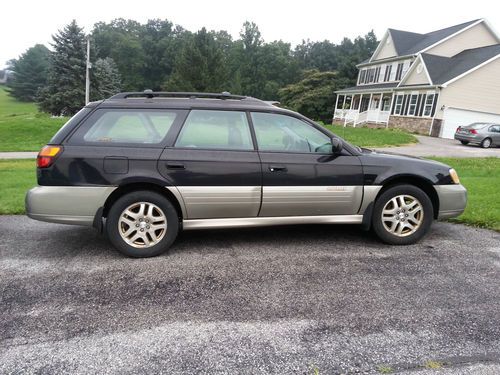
[435,184,467,219]
[454,133,481,143]
[25,186,116,226]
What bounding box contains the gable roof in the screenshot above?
[421,44,500,85]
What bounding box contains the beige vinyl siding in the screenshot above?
[403,61,431,85]
[426,22,498,57]
[373,34,398,60]
[434,56,500,119]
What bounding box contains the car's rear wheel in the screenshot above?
[460,140,469,145]
[481,138,492,148]
[372,184,433,245]
[106,190,179,257]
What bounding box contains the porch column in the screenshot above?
[341,95,346,110]
[334,94,340,111]
[378,93,383,122]
[359,94,363,111]
[387,92,395,128]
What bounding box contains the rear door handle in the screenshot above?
[269,165,287,172]
[166,162,185,170]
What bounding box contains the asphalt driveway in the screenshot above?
[1,216,500,374]
[375,135,500,158]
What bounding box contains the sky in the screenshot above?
[2,0,500,68]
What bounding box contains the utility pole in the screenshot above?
[85,37,90,105]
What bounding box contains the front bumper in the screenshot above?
[25,186,116,226]
[435,184,467,219]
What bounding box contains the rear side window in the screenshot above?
[175,110,253,150]
[72,109,179,145]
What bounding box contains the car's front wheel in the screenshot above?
[372,184,433,245]
[106,190,179,257]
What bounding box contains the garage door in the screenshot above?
[441,108,500,139]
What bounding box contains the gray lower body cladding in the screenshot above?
[26,186,117,226]
[434,184,467,219]
[25,184,467,227]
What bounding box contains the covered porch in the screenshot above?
[334,92,394,126]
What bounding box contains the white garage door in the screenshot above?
[441,108,500,139]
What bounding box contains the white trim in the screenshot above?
[369,30,391,63]
[441,53,500,87]
[419,19,484,54]
[397,54,433,86]
[482,18,500,42]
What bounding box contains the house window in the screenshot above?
[384,65,392,82]
[359,70,366,84]
[408,94,418,116]
[394,95,404,115]
[423,93,435,117]
[395,63,404,80]
[382,97,391,111]
[375,66,381,82]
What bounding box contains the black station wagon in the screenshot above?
[26,91,467,257]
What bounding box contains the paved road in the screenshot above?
[0,151,38,159]
[375,135,500,158]
[1,216,499,374]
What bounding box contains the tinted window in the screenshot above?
[251,112,331,153]
[50,107,91,144]
[175,110,253,150]
[79,109,177,144]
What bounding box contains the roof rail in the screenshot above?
[109,90,248,100]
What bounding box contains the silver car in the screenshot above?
[454,123,500,148]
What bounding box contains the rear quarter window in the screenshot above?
[68,109,184,146]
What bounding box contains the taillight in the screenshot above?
[470,129,477,134]
[37,145,62,168]
[456,127,461,132]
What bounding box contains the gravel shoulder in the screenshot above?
[1,216,499,374]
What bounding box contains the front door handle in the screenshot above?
[269,165,287,172]
[166,162,185,170]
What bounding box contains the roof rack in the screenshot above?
[109,90,248,100]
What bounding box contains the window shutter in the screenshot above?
[431,93,439,116]
[418,95,426,116]
[403,95,410,115]
[415,95,422,117]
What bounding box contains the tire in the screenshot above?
[372,184,433,245]
[481,138,492,148]
[460,140,469,145]
[106,190,179,257]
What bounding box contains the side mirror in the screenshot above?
[331,138,343,154]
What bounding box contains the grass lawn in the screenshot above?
[1,158,498,231]
[0,159,36,214]
[432,157,500,231]
[0,86,67,151]
[323,123,417,148]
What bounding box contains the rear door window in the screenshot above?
[175,110,254,150]
[70,109,183,146]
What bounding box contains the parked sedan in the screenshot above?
[454,123,500,148]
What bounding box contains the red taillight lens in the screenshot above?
[37,145,62,168]
[470,129,477,134]
[456,127,461,132]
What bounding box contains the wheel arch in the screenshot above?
[375,175,440,219]
[101,182,184,222]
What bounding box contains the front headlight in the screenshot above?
[449,168,460,184]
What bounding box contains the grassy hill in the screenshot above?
[0,86,67,151]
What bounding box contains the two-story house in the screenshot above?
[333,19,500,138]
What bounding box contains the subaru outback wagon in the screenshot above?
[26,91,467,257]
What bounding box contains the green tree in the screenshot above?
[8,44,50,101]
[38,20,87,115]
[164,27,228,92]
[90,57,122,100]
[278,70,350,122]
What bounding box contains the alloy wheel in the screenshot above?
[118,202,167,248]
[381,195,423,237]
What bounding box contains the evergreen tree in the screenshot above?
[90,57,122,100]
[8,44,50,101]
[38,20,87,115]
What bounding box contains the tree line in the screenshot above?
[6,19,377,121]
